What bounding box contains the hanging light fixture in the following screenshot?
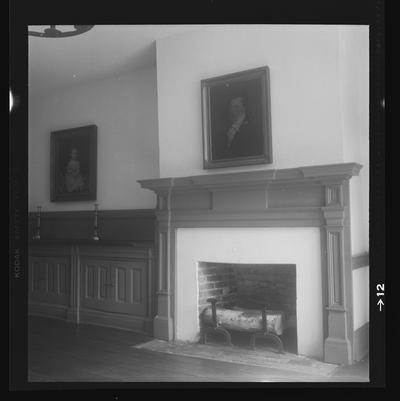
[28,25,94,38]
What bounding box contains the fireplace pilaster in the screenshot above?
[322,180,353,364]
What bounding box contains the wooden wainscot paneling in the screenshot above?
[29,244,72,320]
[29,209,156,242]
[79,246,151,317]
[28,210,156,335]
[77,245,154,334]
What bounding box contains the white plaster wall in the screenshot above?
[339,25,369,254]
[350,177,368,255]
[175,227,323,359]
[352,266,369,330]
[156,25,346,178]
[28,67,160,211]
[337,26,369,330]
[156,25,369,255]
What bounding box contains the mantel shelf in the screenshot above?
[138,162,362,194]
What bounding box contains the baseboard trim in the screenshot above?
[28,302,153,336]
[353,322,369,362]
[29,302,69,320]
[153,315,174,340]
[79,308,153,335]
[324,337,352,365]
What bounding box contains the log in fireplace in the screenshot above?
[201,297,285,353]
[198,262,295,353]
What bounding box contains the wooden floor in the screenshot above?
[27,316,369,384]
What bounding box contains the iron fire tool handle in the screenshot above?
[206,298,218,328]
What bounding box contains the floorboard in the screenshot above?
[27,315,368,383]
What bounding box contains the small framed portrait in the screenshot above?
[201,66,272,169]
[50,125,97,202]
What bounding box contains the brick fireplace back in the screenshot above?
[198,262,297,328]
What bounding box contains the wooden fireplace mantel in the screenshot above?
[139,163,362,192]
[138,163,363,365]
[139,163,362,226]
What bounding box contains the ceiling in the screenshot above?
[28,25,200,96]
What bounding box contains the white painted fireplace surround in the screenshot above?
[139,163,362,365]
[176,227,322,358]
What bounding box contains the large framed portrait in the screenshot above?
[50,124,97,202]
[201,66,272,169]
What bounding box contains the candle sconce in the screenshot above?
[32,206,41,240]
[93,203,100,241]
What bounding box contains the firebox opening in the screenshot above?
[198,262,297,354]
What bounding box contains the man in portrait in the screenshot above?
[211,93,264,161]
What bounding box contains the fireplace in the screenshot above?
[198,262,297,352]
[175,227,321,358]
[138,162,362,365]
[198,262,296,318]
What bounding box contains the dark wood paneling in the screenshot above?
[29,209,156,242]
[80,257,148,317]
[29,255,71,306]
[29,242,155,336]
